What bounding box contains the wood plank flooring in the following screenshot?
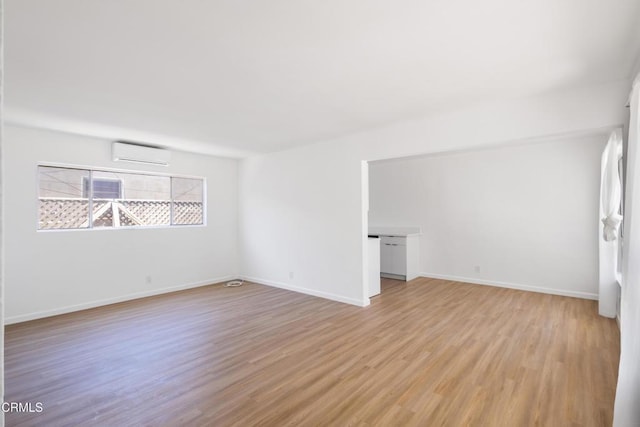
[5,278,619,426]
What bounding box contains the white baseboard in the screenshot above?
[241,275,370,307]
[5,275,236,325]
[419,273,598,300]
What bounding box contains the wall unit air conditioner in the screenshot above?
[112,142,171,166]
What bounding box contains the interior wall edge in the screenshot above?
[368,125,621,165]
[419,273,599,301]
[4,275,237,325]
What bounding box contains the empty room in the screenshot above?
[2,1,640,426]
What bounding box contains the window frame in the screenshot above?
[37,163,207,232]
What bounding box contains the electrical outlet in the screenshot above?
[474,266,481,273]
[289,271,294,280]
[146,275,152,284]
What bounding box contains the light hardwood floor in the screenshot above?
[5,278,619,426]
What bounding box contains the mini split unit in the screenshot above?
[112,142,171,166]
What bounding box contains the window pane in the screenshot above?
[91,171,171,228]
[83,176,122,199]
[172,177,204,225]
[38,166,90,230]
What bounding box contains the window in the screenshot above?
[38,165,205,230]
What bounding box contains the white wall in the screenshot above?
[369,135,605,298]
[4,125,239,323]
[239,80,628,306]
[239,143,366,305]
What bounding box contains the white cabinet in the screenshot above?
[380,242,394,275]
[380,237,406,276]
[380,235,419,281]
[368,238,381,297]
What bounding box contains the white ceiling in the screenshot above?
[6,0,640,157]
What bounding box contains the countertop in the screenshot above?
[368,226,421,237]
